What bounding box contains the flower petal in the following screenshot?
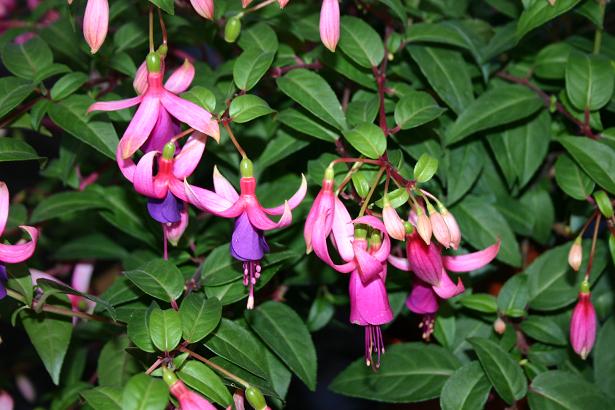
[0,182,9,236]
[134,151,167,198]
[213,166,239,202]
[119,96,161,159]
[173,134,206,179]
[133,60,148,94]
[88,95,142,113]
[165,59,195,94]
[407,233,443,286]
[160,91,220,142]
[353,241,384,284]
[246,199,292,230]
[116,145,136,182]
[406,280,439,315]
[264,174,307,215]
[354,215,390,263]
[443,240,500,272]
[165,203,189,246]
[312,210,356,273]
[349,270,393,326]
[387,254,410,271]
[0,226,38,264]
[142,108,179,153]
[184,181,242,217]
[304,188,334,253]
[72,263,94,293]
[331,197,354,262]
[432,270,465,299]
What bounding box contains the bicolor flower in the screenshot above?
[190,0,214,20]
[304,167,338,254]
[185,159,306,309]
[83,0,108,54]
[320,0,340,52]
[570,281,596,360]
[0,182,39,265]
[89,52,219,159]
[163,368,216,410]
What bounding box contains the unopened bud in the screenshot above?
[382,196,405,241]
[568,237,582,272]
[83,0,109,54]
[428,202,451,248]
[570,282,596,360]
[440,205,461,250]
[354,225,368,240]
[494,317,506,335]
[245,387,267,410]
[162,367,179,387]
[415,206,432,245]
[324,165,335,182]
[225,16,242,43]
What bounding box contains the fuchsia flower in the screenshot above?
[382,197,405,242]
[277,0,290,7]
[570,281,596,360]
[83,0,108,54]
[0,0,16,19]
[89,52,219,160]
[185,159,306,309]
[0,182,39,266]
[0,390,13,410]
[163,368,216,410]
[67,262,96,323]
[319,0,340,52]
[190,0,214,20]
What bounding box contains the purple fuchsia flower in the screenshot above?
[88,52,219,160]
[0,182,39,267]
[570,280,597,360]
[185,158,307,309]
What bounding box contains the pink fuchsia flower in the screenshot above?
[427,202,450,248]
[185,159,306,309]
[83,0,108,54]
[570,281,596,360]
[66,262,96,325]
[0,390,13,410]
[163,367,216,410]
[190,0,214,19]
[0,182,38,265]
[241,0,253,7]
[88,53,219,159]
[304,167,337,254]
[277,0,290,7]
[0,0,16,19]
[320,0,340,52]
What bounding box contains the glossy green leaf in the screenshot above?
[343,122,386,159]
[559,137,615,194]
[30,189,105,223]
[497,274,528,318]
[124,259,184,302]
[177,361,233,407]
[238,23,278,53]
[554,153,595,200]
[276,108,339,142]
[179,293,222,343]
[121,374,169,410]
[460,294,498,313]
[517,0,582,40]
[1,36,53,80]
[0,76,35,118]
[413,153,439,183]
[50,72,88,101]
[148,308,182,352]
[0,138,41,162]
[127,304,156,353]
[148,0,174,14]
[594,317,615,401]
[306,297,334,332]
[339,16,385,68]
[534,42,572,79]
[233,50,275,91]
[54,234,128,260]
[394,91,446,130]
[528,371,610,410]
[229,94,275,123]
[440,361,491,410]
[182,86,216,112]
[566,51,614,111]
[81,387,122,410]
[520,316,567,346]
[446,140,484,205]
[97,335,141,387]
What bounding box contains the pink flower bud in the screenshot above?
[190,0,214,20]
[242,0,253,7]
[382,200,405,241]
[0,390,13,410]
[428,204,450,248]
[165,204,189,246]
[277,0,290,7]
[415,207,432,245]
[493,317,506,335]
[15,373,36,403]
[319,0,340,52]
[440,207,460,250]
[83,0,109,54]
[570,287,596,360]
[568,237,582,272]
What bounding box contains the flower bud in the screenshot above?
[245,387,267,410]
[428,202,451,248]
[277,0,289,7]
[83,0,109,54]
[382,197,405,241]
[568,237,582,272]
[190,0,214,20]
[493,317,506,335]
[242,0,253,6]
[0,390,13,410]
[415,206,432,245]
[570,282,596,360]
[225,16,242,43]
[319,0,340,52]
[439,205,461,250]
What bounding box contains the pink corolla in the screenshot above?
[67,262,96,323]
[570,281,596,360]
[0,390,13,410]
[0,182,38,266]
[320,0,340,52]
[88,52,219,160]
[83,0,108,54]
[190,0,214,20]
[163,368,216,410]
[185,158,306,309]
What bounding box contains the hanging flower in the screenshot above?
[0,182,39,265]
[163,367,216,410]
[570,281,596,360]
[88,52,219,160]
[185,158,306,309]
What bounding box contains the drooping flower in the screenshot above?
[568,237,583,272]
[304,167,336,254]
[163,367,216,410]
[415,206,432,245]
[83,0,109,54]
[570,281,596,360]
[89,52,219,159]
[190,0,214,20]
[319,0,340,52]
[0,390,13,410]
[0,182,39,265]
[185,158,306,309]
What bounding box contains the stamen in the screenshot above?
[419,315,435,341]
[365,325,386,370]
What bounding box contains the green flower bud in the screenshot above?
[146,52,162,73]
[245,387,267,410]
[157,44,168,58]
[224,16,242,43]
[240,158,254,178]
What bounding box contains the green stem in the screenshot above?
[148,5,155,52]
[358,167,385,217]
[179,346,251,388]
[584,213,602,282]
[593,0,606,54]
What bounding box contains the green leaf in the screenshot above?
[0,138,41,162]
[124,259,185,302]
[179,293,222,343]
[81,387,122,410]
[148,0,174,14]
[54,234,128,260]
[520,316,567,346]
[517,0,582,40]
[559,137,615,194]
[534,42,572,79]
[1,36,53,80]
[339,16,385,68]
[49,95,118,159]
[127,304,156,353]
[5,263,33,306]
[446,140,485,205]
[440,361,491,410]
[258,130,309,169]
[238,23,278,53]
[468,338,527,405]
[306,297,335,332]
[594,317,615,401]
[204,319,268,378]
[406,21,485,64]
[528,371,610,410]
[177,361,233,407]
[50,72,88,101]
[452,196,521,267]
[446,85,543,145]
[113,22,146,53]
[229,94,275,123]
[460,293,498,313]
[36,278,117,321]
[276,108,338,142]
[497,274,528,318]
[343,122,386,159]
[233,50,275,91]
[0,76,35,118]
[30,189,105,223]
[182,86,216,113]
[566,51,614,111]
[20,309,72,385]
[97,336,141,387]
[394,91,446,130]
[330,343,460,402]
[246,301,317,391]
[277,69,347,130]
[413,153,439,183]
[149,307,182,352]
[554,153,595,200]
[122,374,169,410]
[407,45,474,115]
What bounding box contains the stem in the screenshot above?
[359,167,385,216]
[335,161,364,196]
[223,121,247,159]
[584,213,602,281]
[331,158,381,166]
[145,358,163,375]
[245,0,277,13]
[170,127,195,144]
[179,346,251,388]
[271,61,322,78]
[593,0,606,55]
[163,225,168,260]
[6,289,122,326]
[148,5,154,52]
[158,8,168,45]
